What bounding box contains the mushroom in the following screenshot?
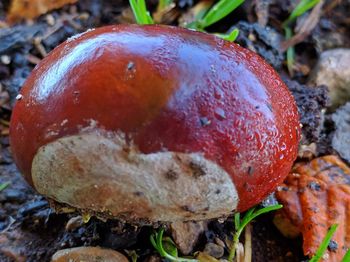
[9,25,300,223]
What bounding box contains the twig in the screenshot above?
[243,224,252,262]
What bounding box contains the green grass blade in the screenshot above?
[283,0,320,27]
[239,205,282,232]
[228,205,282,262]
[234,213,240,230]
[0,182,9,192]
[150,233,160,253]
[200,0,245,29]
[284,27,295,75]
[342,249,350,262]
[215,28,239,42]
[129,0,142,24]
[138,0,154,24]
[163,237,179,258]
[309,224,338,262]
[129,0,154,25]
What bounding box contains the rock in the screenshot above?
[170,220,208,255]
[309,48,350,109]
[51,246,129,262]
[332,102,350,163]
[65,216,83,232]
[203,242,225,259]
[285,79,329,145]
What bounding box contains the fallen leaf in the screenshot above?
[275,155,350,261]
[7,0,77,23]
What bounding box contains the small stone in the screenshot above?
[309,48,350,109]
[332,103,350,163]
[65,216,83,232]
[51,246,129,262]
[328,240,338,252]
[0,55,11,65]
[203,242,224,259]
[46,14,55,26]
[214,237,225,248]
[170,221,208,255]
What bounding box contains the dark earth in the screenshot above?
[0,0,350,261]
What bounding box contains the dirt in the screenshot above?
[0,0,349,261]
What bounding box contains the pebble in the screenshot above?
[170,220,208,255]
[51,246,129,262]
[65,216,83,232]
[332,102,350,163]
[309,48,350,109]
[0,55,11,65]
[203,242,225,259]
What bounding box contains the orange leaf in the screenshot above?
[7,0,77,23]
[275,156,350,262]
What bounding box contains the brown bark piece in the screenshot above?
[275,155,350,261]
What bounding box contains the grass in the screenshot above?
[342,248,350,262]
[129,0,154,25]
[227,204,283,261]
[282,0,321,28]
[0,182,10,192]
[128,0,245,42]
[150,204,282,262]
[195,0,245,30]
[309,224,338,262]
[150,228,198,262]
[283,0,321,75]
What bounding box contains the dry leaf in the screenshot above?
[196,252,220,262]
[7,0,77,23]
[275,155,350,261]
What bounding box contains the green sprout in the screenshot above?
[343,248,350,262]
[185,0,244,41]
[214,28,240,42]
[282,0,321,75]
[129,0,154,25]
[284,27,295,76]
[0,182,10,192]
[195,0,244,30]
[228,204,283,261]
[309,224,338,262]
[150,228,198,262]
[129,0,244,42]
[282,0,321,28]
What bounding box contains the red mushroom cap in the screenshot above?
[10,25,300,222]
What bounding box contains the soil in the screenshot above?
[0,0,349,261]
